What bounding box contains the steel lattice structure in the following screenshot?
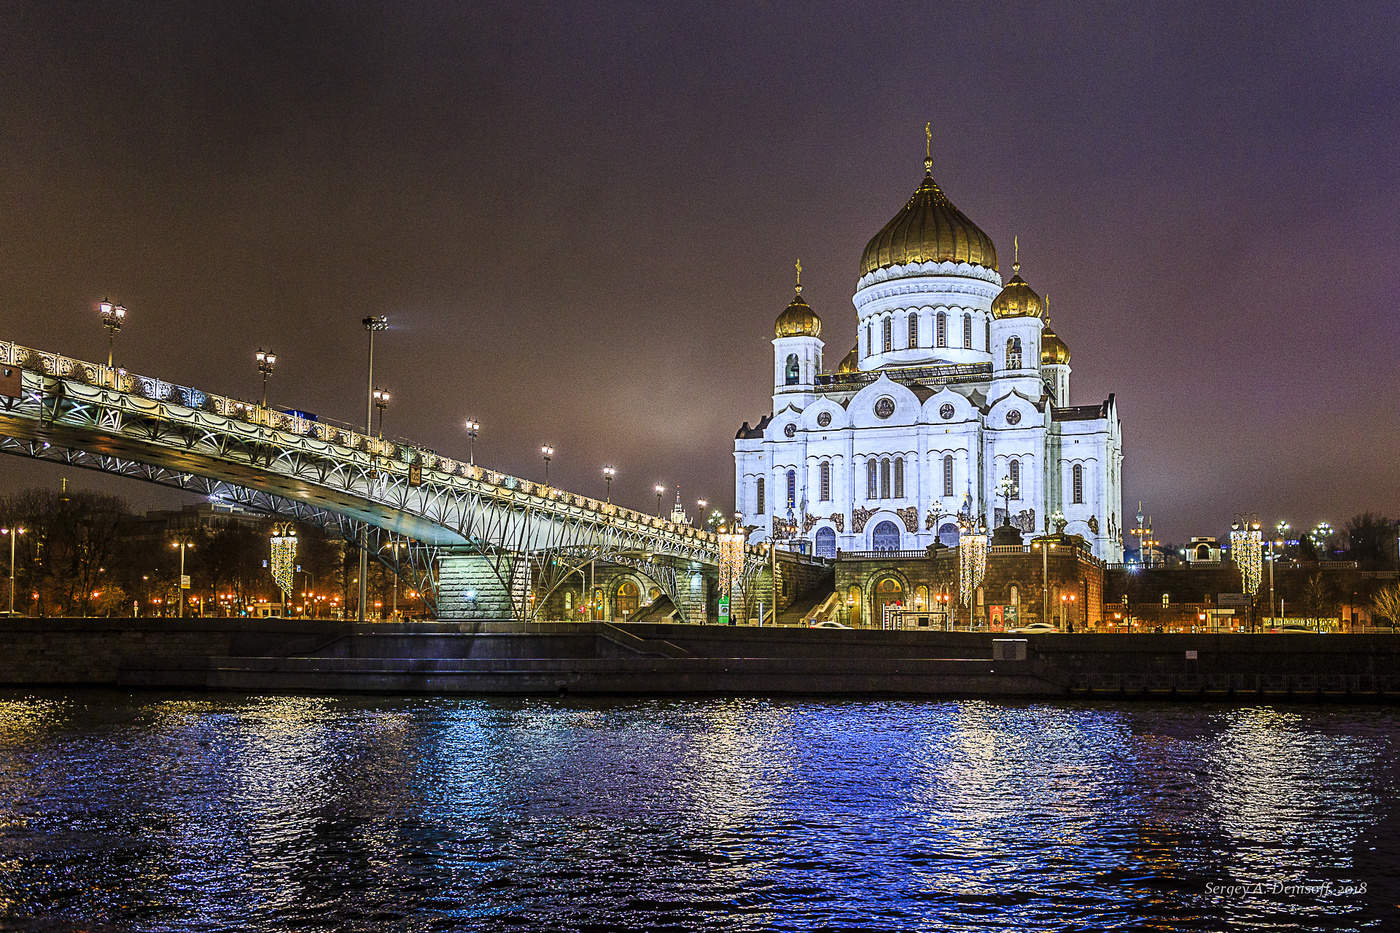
[0,339,774,620]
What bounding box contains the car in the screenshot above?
[1008,621,1058,634]
[810,620,851,629]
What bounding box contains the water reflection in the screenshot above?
[0,692,1394,931]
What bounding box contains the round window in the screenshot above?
[874,397,895,419]
[816,411,832,428]
[1006,409,1022,426]
[784,423,797,437]
[939,403,955,420]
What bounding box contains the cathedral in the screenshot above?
[734,138,1125,561]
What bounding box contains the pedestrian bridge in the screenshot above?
[0,339,788,621]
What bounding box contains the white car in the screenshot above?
[810,620,851,629]
[1008,621,1058,634]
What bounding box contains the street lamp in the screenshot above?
[996,475,1017,526]
[0,527,25,616]
[465,419,480,465]
[373,387,391,437]
[360,315,388,624]
[603,465,615,502]
[255,349,277,408]
[98,299,127,369]
[696,499,707,528]
[171,539,193,619]
[541,445,554,486]
[655,484,665,517]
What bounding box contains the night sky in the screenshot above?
[1,1,1396,544]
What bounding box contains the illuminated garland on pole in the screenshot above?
[1229,518,1262,597]
[270,522,297,599]
[959,519,987,610]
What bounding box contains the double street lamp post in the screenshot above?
[465,419,480,465]
[541,445,554,486]
[256,349,277,408]
[360,315,389,623]
[603,465,615,503]
[98,299,127,369]
[171,539,193,619]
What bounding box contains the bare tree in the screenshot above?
[1373,585,1400,634]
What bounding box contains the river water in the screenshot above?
[0,692,1396,931]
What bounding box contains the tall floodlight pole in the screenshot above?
[171,539,192,619]
[360,315,388,623]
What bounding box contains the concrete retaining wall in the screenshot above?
[2,618,1399,698]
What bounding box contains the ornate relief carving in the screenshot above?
[898,507,919,533]
[802,513,819,535]
[852,507,877,534]
[831,513,844,533]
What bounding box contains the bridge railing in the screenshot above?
[1,338,753,553]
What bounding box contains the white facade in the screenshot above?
[734,158,1124,561]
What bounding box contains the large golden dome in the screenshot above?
[1041,322,1070,364]
[860,158,998,276]
[774,292,821,338]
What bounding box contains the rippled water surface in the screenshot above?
[0,692,1397,931]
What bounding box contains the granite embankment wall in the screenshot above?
[2,619,1399,698]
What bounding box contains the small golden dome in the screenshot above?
[860,160,998,276]
[992,239,1044,319]
[1041,323,1070,365]
[836,344,859,373]
[774,292,821,338]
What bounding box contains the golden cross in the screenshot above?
[1013,234,1020,268]
[924,121,931,159]
[794,258,802,292]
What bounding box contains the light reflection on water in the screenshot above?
[0,693,1395,931]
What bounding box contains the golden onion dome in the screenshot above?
[860,157,998,276]
[774,292,821,338]
[1041,323,1070,365]
[991,242,1044,319]
[836,344,859,373]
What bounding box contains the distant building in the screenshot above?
[735,139,1124,560]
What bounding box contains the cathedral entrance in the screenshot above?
[814,527,836,559]
[871,520,901,551]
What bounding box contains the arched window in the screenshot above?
[1009,459,1021,498]
[963,314,972,348]
[894,458,905,498]
[786,469,796,509]
[1196,544,1211,560]
[872,521,901,551]
[985,319,990,350]
[908,314,918,348]
[880,458,891,498]
[815,526,836,559]
[942,454,954,497]
[882,318,892,352]
[784,353,800,385]
[915,585,929,608]
[865,322,872,355]
[819,462,831,501]
[936,311,947,347]
[755,476,765,515]
[1006,337,1022,370]
[1009,584,1019,606]
[1072,464,1084,504]
[867,459,877,499]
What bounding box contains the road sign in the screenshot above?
[180,574,191,589]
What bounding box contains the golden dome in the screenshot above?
[774,292,821,338]
[860,158,998,276]
[1041,323,1070,365]
[836,344,859,373]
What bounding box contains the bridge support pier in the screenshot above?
[674,568,712,625]
[437,552,531,621]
